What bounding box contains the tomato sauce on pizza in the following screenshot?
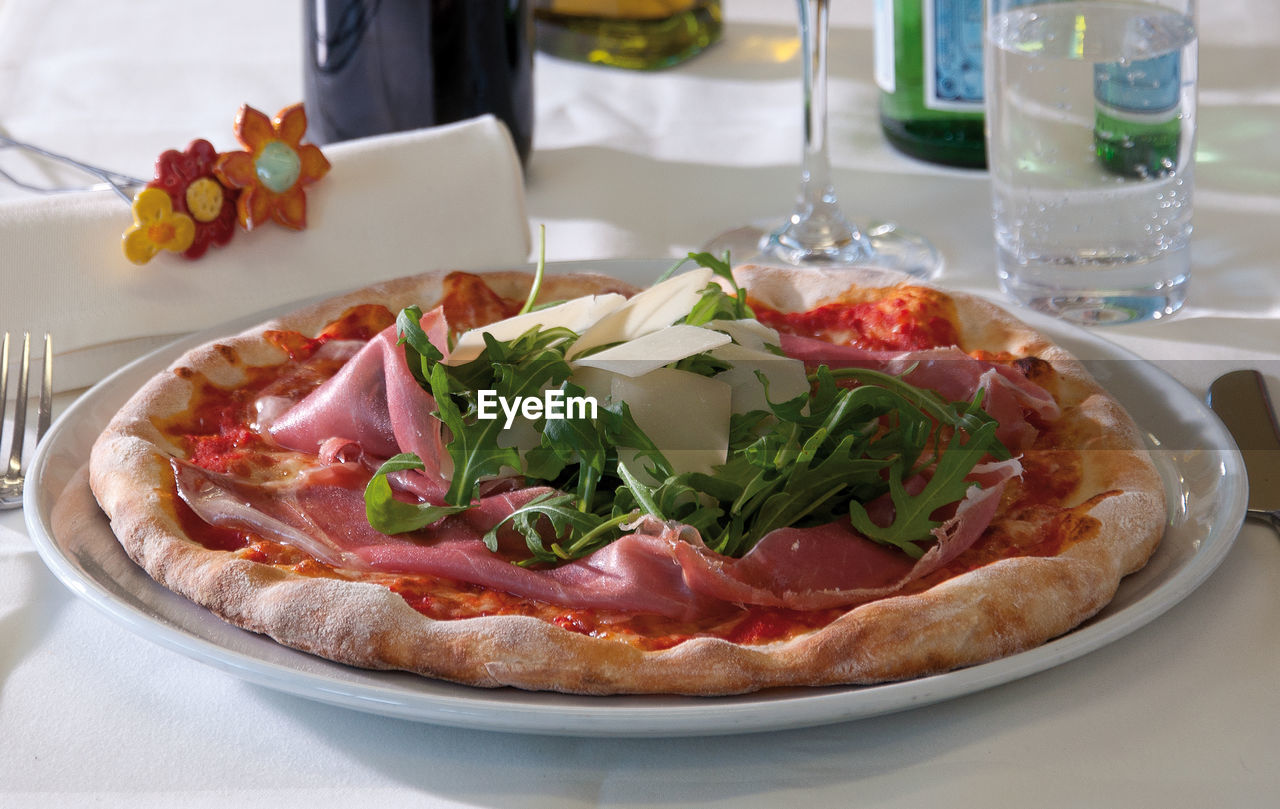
[753,285,961,351]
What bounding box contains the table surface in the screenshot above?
[2,1,1278,807]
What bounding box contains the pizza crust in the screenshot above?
[88,265,1166,695]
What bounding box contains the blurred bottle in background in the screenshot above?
[533,0,722,70]
[874,0,986,168]
[304,0,534,164]
[1094,51,1183,178]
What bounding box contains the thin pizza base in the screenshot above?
[87,266,1166,695]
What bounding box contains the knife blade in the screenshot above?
[1208,370,1280,528]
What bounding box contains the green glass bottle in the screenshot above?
[533,0,722,71]
[1093,52,1183,178]
[874,0,986,168]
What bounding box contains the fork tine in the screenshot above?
[37,334,52,440]
[6,332,31,477]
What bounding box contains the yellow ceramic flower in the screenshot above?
[123,187,196,265]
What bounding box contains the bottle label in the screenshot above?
[924,0,984,111]
[1094,52,1181,116]
[873,0,895,94]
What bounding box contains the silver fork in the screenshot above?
[1,333,53,509]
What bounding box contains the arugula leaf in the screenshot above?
[742,433,889,548]
[532,382,610,507]
[426,363,518,506]
[847,419,1003,558]
[598,400,674,482]
[615,462,662,518]
[517,224,548,316]
[671,350,734,378]
[683,251,754,325]
[657,250,754,326]
[824,366,1010,462]
[433,330,576,506]
[396,305,443,388]
[484,491,633,565]
[365,453,469,534]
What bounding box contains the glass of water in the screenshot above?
[985,0,1197,324]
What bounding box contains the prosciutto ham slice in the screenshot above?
[173,306,1058,621]
[268,307,450,479]
[173,459,729,619]
[174,454,1021,620]
[777,334,1060,452]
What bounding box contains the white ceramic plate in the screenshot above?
[24,260,1247,737]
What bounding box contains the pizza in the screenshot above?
[87,261,1167,695]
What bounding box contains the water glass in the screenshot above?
[985,0,1198,324]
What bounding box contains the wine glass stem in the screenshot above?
[785,0,867,255]
[801,0,832,210]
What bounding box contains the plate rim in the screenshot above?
[23,260,1249,737]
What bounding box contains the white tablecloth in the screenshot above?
[2,2,1278,807]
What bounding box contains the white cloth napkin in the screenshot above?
[0,115,531,392]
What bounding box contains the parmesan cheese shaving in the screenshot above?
[707,342,811,414]
[448,293,628,364]
[571,324,731,378]
[567,268,714,359]
[611,367,732,479]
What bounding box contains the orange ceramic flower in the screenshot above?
[122,187,196,265]
[214,104,330,231]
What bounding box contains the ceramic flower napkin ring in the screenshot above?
[123,103,329,265]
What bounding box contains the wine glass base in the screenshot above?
[761,220,941,279]
[703,221,942,280]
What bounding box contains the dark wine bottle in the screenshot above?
[874,0,986,168]
[303,0,534,164]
